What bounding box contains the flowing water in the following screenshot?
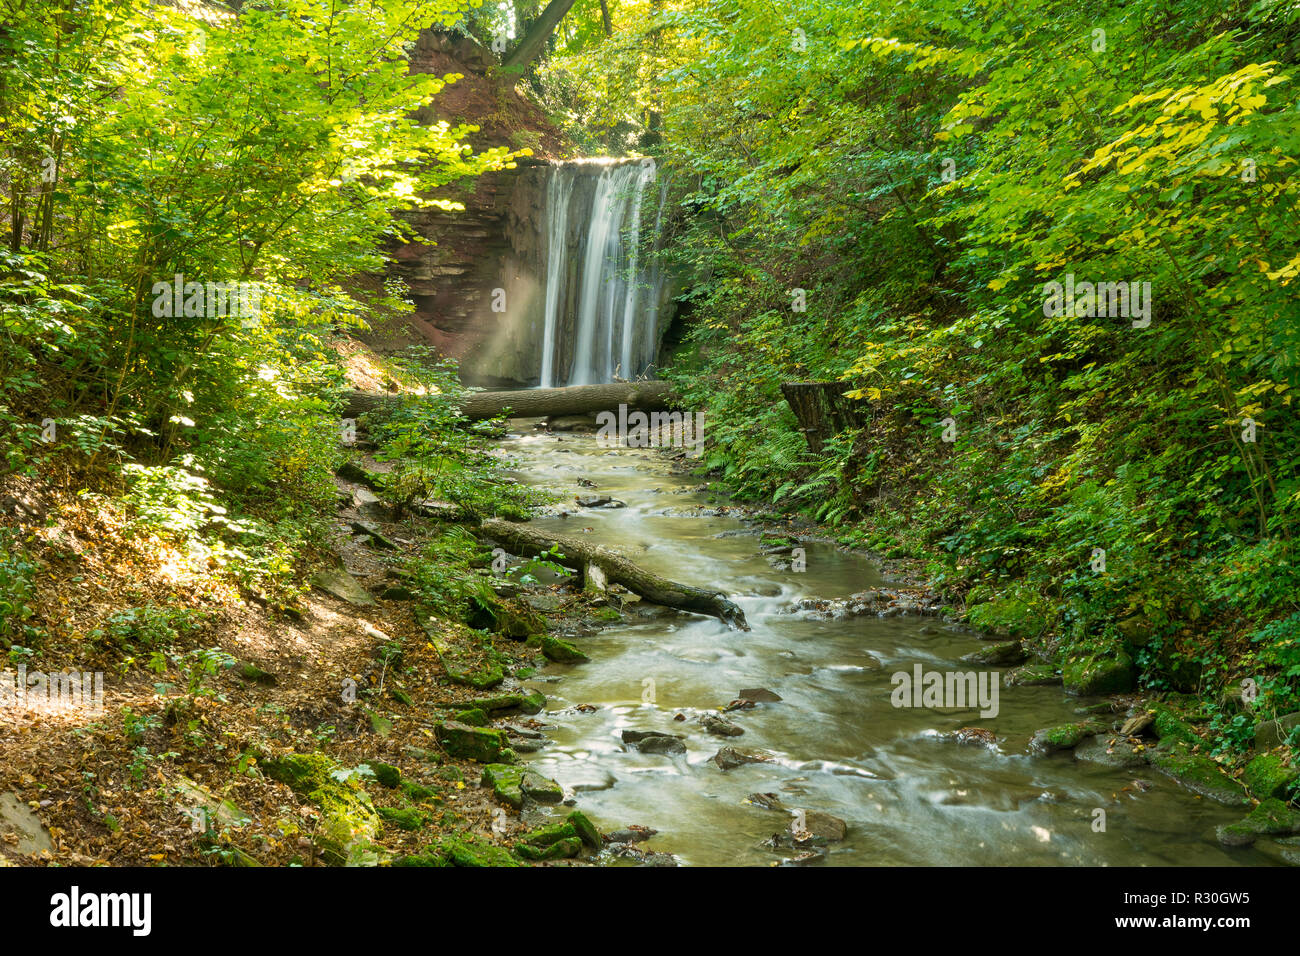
[500,427,1268,866]
[538,159,665,387]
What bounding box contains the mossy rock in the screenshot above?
[397,834,520,867]
[521,771,564,804]
[446,662,505,690]
[401,779,439,802]
[1003,662,1061,687]
[566,809,602,849]
[1030,721,1105,754]
[965,591,1049,639]
[481,763,525,809]
[435,721,516,764]
[264,754,382,866]
[960,640,1027,667]
[443,834,520,867]
[262,753,336,793]
[472,690,547,715]
[519,820,578,848]
[238,663,277,685]
[1255,712,1300,751]
[377,807,427,831]
[1242,752,1298,801]
[454,707,490,727]
[418,614,506,689]
[1073,734,1150,769]
[469,595,547,638]
[1216,798,1300,847]
[1150,747,1250,806]
[1062,647,1134,696]
[527,633,590,664]
[515,837,582,861]
[391,851,452,867]
[1149,704,1201,747]
[366,762,402,789]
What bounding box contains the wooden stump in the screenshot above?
[779,381,862,453]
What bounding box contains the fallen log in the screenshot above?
[478,518,749,631]
[343,381,677,423]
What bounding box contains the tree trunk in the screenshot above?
[779,381,862,453]
[598,0,613,36]
[479,518,749,630]
[343,381,677,423]
[501,0,578,72]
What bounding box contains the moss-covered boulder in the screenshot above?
[377,807,427,831]
[446,662,505,690]
[1216,798,1300,847]
[516,837,582,861]
[1150,747,1250,806]
[263,753,381,866]
[1030,720,1106,754]
[473,690,547,715]
[469,595,548,638]
[960,640,1028,667]
[1062,646,1134,696]
[401,779,439,802]
[482,763,525,809]
[1149,704,1202,747]
[366,761,402,789]
[418,615,506,689]
[521,771,564,804]
[567,809,602,849]
[486,691,551,712]
[1242,752,1298,801]
[527,633,590,663]
[1255,711,1300,750]
[435,721,516,764]
[964,590,1049,639]
[518,820,579,851]
[395,833,521,867]
[1073,734,1150,768]
[453,707,490,727]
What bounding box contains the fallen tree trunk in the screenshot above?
[478,518,749,631]
[343,381,677,423]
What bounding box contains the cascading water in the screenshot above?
[538,170,574,389]
[538,159,666,387]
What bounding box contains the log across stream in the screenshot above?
[491,422,1263,867]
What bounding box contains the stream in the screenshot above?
[499,424,1267,866]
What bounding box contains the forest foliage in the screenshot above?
[538,0,1300,747]
[0,0,530,627]
[2,0,1299,764]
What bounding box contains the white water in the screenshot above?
[539,170,574,388]
[538,159,665,387]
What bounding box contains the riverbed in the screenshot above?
[499,425,1266,866]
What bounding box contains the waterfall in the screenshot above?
[538,170,573,388]
[538,158,665,387]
